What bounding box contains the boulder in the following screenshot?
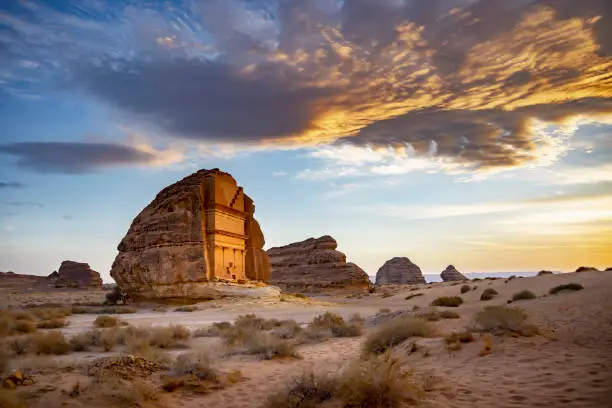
[267,235,370,293]
[375,257,425,285]
[575,266,600,273]
[440,265,467,282]
[110,169,273,301]
[606,267,612,272]
[50,261,102,288]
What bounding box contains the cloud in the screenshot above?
[0,141,183,174]
[0,182,25,189]
[5,201,43,208]
[61,215,73,220]
[1,0,611,170]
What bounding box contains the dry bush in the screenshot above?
[36,318,68,329]
[93,315,120,328]
[549,283,583,295]
[480,288,499,301]
[511,290,537,301]
[307,312,362,339]
[348,314,365,325]
[6,337,31,356]
[337,354,422,408]
[9,311,35,322]
[460,285,471,294]
[417,310,459,321]
[174,306,198,312]
[193,321,232,338]
[431,296,463,307]
[100,329,119,351]
[30,307,71,320]
[235,314,281,331]
[244,333,300,360]
[405,293,424,301]
[149,324,191,349]
[31,331,70,355]
[0,312,37,337]
[69,330,101,351]
[474,306,537,336]
[362,318,435,355]
[173,349,218,381]
[0,389,26,408]
[438,310,460,319]
[379,308,391,314]
[272,320,304,340]
[10,321,37,335]
[0,345,10,375]
[263,371,336,408]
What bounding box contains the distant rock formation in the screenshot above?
[606,267,612,272]
[110,169,275,301]
[375,257,425,285]
[267,235,370,293]
[537,270,554,276]
[575,266,600,273]
[50,261,102,288]
[440,265,467,282]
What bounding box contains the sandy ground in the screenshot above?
[3,270,612,408]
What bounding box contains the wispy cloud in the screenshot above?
[0,182,25,189]
[5,201,43,208]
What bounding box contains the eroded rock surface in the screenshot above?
[51,260,102,288]
[267,235,370,293]
[375,257,425,285]
[440,265,467,282]
[110,169,273,300]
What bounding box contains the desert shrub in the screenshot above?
[307,312,361,338]
[10,311,35,322]
[244,333,300,360]
[149,325,190,349]
[235,314,281,331]
[362,318,435,355]
[431,296,463,307]
[0,389,26,408]
[474,306,537,336]
[294,293,308,299]
[173,349,218,380]
[193,321,232,338]
[348,314,365,325]
[6,337,31,356]
[263,371,336,408]
[36,318,68,329]
[272,320,304,340]
[336,354,422,408]
[174,306,198,312]
[378,308,391,314]
[11,320,37,334]
[511,290,537,301]
[0,345,10,374]
[93,315,120,328]
[480,288,499,301]
[31,331,70,355]
[31,308,71,320]
[69,330,101,351]
[438,310,460,319]
[549,283,584,295]
[460,285,471,294]
[405,293,424,301]
[100,329,119,352]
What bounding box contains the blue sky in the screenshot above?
[1,0,611,281]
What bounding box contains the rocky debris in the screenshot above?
[267,235,371,293]
[375,257,425,285]
[110,169,272,300]
[575,266,600,273]
[2,370,34,389]
[87,356,167,380]
[47,261,102,288]
[440,265,467,282]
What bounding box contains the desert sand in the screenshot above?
[1,270,611,408]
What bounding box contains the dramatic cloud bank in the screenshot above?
[1,0,611,171]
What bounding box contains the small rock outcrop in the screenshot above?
[267,236,370,293]
[537,270,554,276]
[575,266,600,273]
[375,257,425,285]
[110,169,274,301]
[50,260,102,288]
[440,265,467,282]
[606,267,612,272]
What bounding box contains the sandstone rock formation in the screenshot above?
[267,235,370,293]
[440,265,467,282]
[375,257,425,285]
[49,261,102,288]
[110,169,274,300]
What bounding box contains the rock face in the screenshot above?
[267,236,370,293]
[51,260,102,288]
[375,257,425,285]
[440,265,467,282]
[110,169,273,300]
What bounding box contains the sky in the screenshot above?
[0,0,611,282]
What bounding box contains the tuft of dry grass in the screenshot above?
[511,290,537,301]
[93,315,121,328]
[263,371,337,408]
[0,311,37,337]
[431,296,463,307]
[31,331,70,355]
[473,306,537,336]
[307,312,362,339]
[549,283,583,295]
[69,330,101,352]
[244,333,301,360]
[173,349,218,380]
[30,307,71,320]
[10,321,37,335]
[36,318,69,329]
[480,288,498,301]
[362,318,435,356]
[149,324,191,349]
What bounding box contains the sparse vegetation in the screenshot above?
[69,330,101,351]
[511,290,537,301]
[263,371,336,408]
[405,293,424,300]
[94,376,158,406]
[244,333,300,360]
[149,325,191,349]
[362,317,435,355]
[417,310,460,321]
[93,315,121,328]
[307,312,362,339]
[473,306,538,336]
[460,284,471,294]
[31,331,70,355]
[379,308,391,314]
[480,288,498,301]
[174,306,198,312]
[549,283,584,295]
[36,317,68,329]
[431,296,463,307]
[173,349,218,380]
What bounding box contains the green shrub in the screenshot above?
[480,288,498,301]
[431,296,463,307]
[362,318,435,355]
[511,290,536,301]
[549,283,583,295]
